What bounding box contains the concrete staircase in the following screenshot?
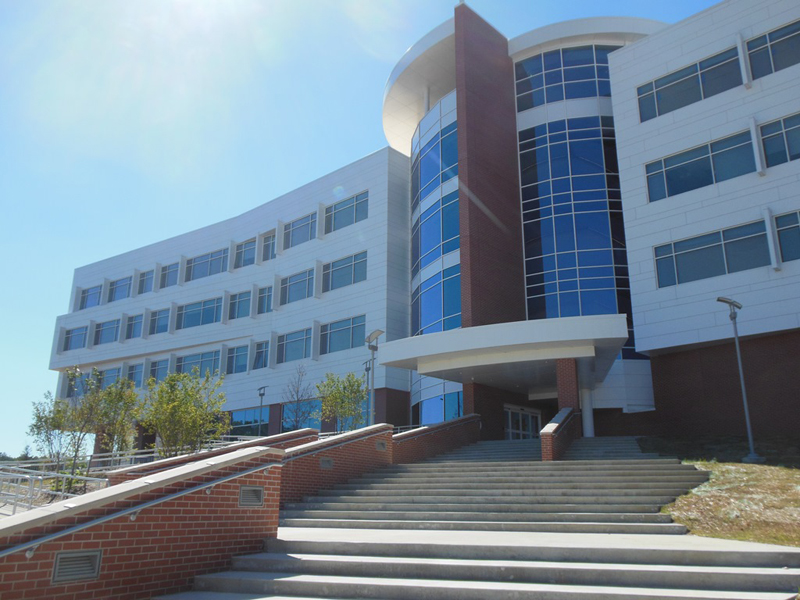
[279,438,705,534]
[155,437,800,599]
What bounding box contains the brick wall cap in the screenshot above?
[0,446,284,539]
[541,407,576,434]
[393,413,481,442]
[106,429,317,477]
[284,424,393,459]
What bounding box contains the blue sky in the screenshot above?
[0,0,720,456]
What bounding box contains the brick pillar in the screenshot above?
[556,358,580,410]
[267,403,283,436]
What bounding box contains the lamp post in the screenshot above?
[365,329,384,426]
[716,297,765,464]
[257,386,268,437]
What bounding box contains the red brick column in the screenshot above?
[556,358,580,410]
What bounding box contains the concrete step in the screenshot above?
[268,538,800,569]
[288,494,679,506]
[278,518,688,534]
[281,505,672,523]
[280,510,675,523]
[289,502,664,513]
[328,478,707,491]
[192,571,795,599]
[305,490,696,503]
[281,501,680,518]
[384,458,682,470]
[338,475,707,487]
[229,552,800,593]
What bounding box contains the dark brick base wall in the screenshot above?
[594,329,800,438]
[375,388,410,427]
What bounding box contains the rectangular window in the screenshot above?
[176,351,220,377]
[63,326,88,351]
[149,309,170,335]
[234,239,256,268]
[228,291,251,320]
[253,341,269,370]
[775,211,800,263]
[276,328,312,364]
[320,315,366,355]
[646,131,755,201]
[100,368,120,390]
[230,407,267,436]
[654,220,770,287]
[257,286,273,314]
[176,298,222,330]
[280,269,314,305]
[322,251,367,292]
[108,277,132,302]
[185,249,228,282]
[760,112,800,168]
[127,363,143,388]
[324,191,369,233]
[747,19,800,80]
[66,372,91,398]
[637,47,741,122]
[149,359,169,383]
[125,314,143,340]
[79,286,102,310]
[160,263,179,288]
[94,319,120,345]
[226,345,248,374]
[283,213,316,250]
[138,270,154,294]
[262,233,276,261]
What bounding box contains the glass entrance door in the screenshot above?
[504,405,541,440]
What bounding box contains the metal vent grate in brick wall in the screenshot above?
[239,485,264,507]
[52,551,102,583]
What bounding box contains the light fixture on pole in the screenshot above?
[257,386,268,437]
[365,329,384,426]
[716,297,765,464]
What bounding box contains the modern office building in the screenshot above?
[50,0,800,439]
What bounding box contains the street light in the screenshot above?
[365,329,384,426]
[716,297,765,464]
[257,386,268,437]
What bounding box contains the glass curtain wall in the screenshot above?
[518,113,644,359]
[409,90,464,426]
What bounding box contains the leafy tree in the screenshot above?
[316,372,367,432]
[29,391,71,470]
[141,368,229,457]
[94,377,140,455]
[281,364,317,432]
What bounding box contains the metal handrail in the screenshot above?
[0,460,283,559]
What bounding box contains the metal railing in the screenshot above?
[0,467,109,517]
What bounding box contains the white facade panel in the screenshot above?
[610,0,800,354]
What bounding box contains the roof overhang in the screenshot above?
[379,315,629,395]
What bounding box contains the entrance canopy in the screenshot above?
[379,315,628,395]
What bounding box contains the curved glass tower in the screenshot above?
[409,91,463,425]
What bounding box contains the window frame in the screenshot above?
[276,328,312,364]
[185,249,229,283]
[94,319,120,345]
[283,213,317,250]
[63,326,88,351]
[107,277,132,303]
[160,263,179,288]
[176,297,223,330]
[234,239,256,269]
[226,345,249,375]
[149,308,170,335]
[320,315,366,355]
[79,286,102,310]
[125,314,143,340]
[228,291,251,320]
[322,252,367,293]
[279,269,315,305]
[324,192,368,234]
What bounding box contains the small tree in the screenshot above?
[281,364,317,432]
[316,372,368,432]
[94,377,141,455]
[141,368,229,457]
[28,391,70,470]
